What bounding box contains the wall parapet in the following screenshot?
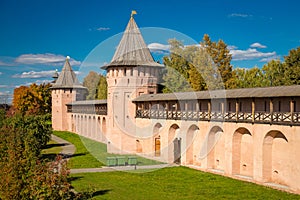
[136,109,300,126]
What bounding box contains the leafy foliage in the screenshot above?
[83,71,101,100]
[0,109,6,127]
[233,67,265,88]
[13,83,51,115]
[262,60,285,86]
[96,75,108,100]
[0,115,90,199]
[231,46,300,88]
[283,47,300,85]
[82,71,107,100]
[202,34,234,89]
[162,37,230,92]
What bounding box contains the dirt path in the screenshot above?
[51,134,76,159]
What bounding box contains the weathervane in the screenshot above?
[131,10,137,18]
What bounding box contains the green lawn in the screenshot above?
[71,166,300,200]
[53,131,163,169]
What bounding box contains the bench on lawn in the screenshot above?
[106,156,137,167]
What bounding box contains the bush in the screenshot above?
[3,114,52,156]
[0,114,91,199]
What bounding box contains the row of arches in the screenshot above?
[71,114,107,143]
[151,122,289,186]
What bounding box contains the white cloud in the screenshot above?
[12,70,80,79]
[230,48,276,61]
[0,85,8,88]
[97,27,110,31]
[148,42,276,63]
[259,55,280,62]
[227,45,238,50]
[12,70,56,79]
[15,53,81,66]
[228,13,252,18]
[148,43,170,54]
[0,72,2,75]
[33,79,53,84]
[14,79,53,88]
[250,42,267,49]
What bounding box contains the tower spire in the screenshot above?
[131,10,137,18]
[102,11,163,69]
[51,56,85,89]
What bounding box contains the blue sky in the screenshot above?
[0,0,300,103]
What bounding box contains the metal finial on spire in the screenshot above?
[131,10,137,18]
[66,56,70,60]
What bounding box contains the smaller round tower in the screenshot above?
[51,56,87,131]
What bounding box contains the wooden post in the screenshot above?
[221,101,225,119]
[290,99,294,123]
[270,98,273,123]
[235,99,239,122]
[252,98,255,123]
[208,100,211,120]
[196,101,200,112]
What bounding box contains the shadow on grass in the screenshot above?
[67,153,87,158]
[92,189,111,197]
[68,176,83,182]
[43,143,67,149]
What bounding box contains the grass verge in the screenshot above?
[71,166,300,200]
[41,140,63,161]
[53,131,163,169]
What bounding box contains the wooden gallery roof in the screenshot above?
[66,100,107,106]
[133,85,300,102]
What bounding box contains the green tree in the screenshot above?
[162,39,192,93]
[202,34,234,89]
[162,66,191,93]
[83,71,101,100]
[262,60,285,86]
[0,109,6,127]
[96,75,108,99]
[188,47,219,91]
[233,67,264,88]
[0,115,88,199]
[283,47,300,85]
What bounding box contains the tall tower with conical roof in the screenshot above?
[51,57,87,131]
[102,12,163,153]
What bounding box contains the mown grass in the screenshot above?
[71,166,300,200]
[41,140,63,161]
[53,131,163,169]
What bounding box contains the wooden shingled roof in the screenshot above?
[133,85,300,102]
[102,14,163,69]
[51,57,86,89]
[66,99,107,106]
